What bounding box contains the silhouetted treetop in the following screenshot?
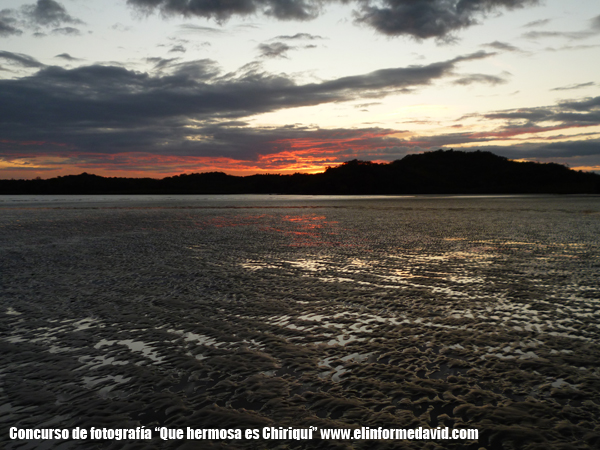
[2,150,598,194]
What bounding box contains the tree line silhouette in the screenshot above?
[2,150,599,195]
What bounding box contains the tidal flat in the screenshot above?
[1,195,599,450]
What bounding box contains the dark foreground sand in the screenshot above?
[1,195,599,450]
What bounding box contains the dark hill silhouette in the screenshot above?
[1,150,599,195]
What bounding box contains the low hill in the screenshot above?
[1,150,599,194]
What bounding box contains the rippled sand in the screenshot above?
[1,195,599,449]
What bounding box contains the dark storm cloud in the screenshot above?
[353,0,540,40]
[21,0,83,27]
[127,0,539,39]
[0,51,494,156]
[258,42,293,58]
[0,50,45,68]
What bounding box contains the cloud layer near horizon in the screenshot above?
[0,51,497,158]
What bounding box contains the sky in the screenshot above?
[0,0,599,178]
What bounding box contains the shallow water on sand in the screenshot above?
[1,195,599,449]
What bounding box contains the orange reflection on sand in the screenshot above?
[266,214,345,247]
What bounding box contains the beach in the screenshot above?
[1,195,599,449]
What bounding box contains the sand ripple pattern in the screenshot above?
[1,195,599,449]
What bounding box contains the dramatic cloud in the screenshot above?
[127,0,320,21]
[0,51,494,158]
[353,0,540,40]
[127,0,540,39]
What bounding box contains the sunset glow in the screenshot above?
[1,0,599,178]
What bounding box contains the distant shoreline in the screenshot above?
[2,150,599,195]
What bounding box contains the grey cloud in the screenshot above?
[523,15,600,41]
[522,30,584,40]
[258,42,293,58]
[263,0,321,20]
[522,18,550,28]
[559,96,600,112]
[274,32,324,40]
[111,23,133,32]
[146,57,180,69]
[353,0,540,40]
[0,13,23,36]
[546,44,600,53]
[51,26,81,36]
[453,73,508,85]
[478,96,600,131]
[551,82,595,92]
[0,50,45,68]
[169,45,186,53]
[0,51,493,157]
[482,41,522,52]
[167,59,221,80]
[354,102,381,108]
[178,24,226,34]
[22,0,83,27]
[128,0,267,22]
[128,0,540,39]
[55,53,80,61]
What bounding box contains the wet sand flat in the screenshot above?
[1,195,599,449]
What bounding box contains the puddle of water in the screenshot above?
[6,307,21,316]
